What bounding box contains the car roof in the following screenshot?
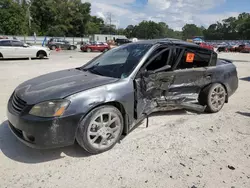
[132,38,208,50]
[0,39,11,42]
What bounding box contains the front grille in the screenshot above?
[11,93,27,114]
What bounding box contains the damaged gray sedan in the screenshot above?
[7,39,238,154]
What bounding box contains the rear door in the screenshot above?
[63,40,70,49]
[134,46,212,118]
[166,47,212,102]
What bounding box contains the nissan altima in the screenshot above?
[7,39,238,154]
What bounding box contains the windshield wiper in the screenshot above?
[87,68,104,76]
[78,63,104,76]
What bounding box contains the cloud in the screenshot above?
[82,0,237,31]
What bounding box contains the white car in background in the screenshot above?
[0,39,50,59]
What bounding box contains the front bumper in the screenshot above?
[7,100,82,149]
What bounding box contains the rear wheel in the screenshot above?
[51,45,56,50]
[76,105,124,154]
[0,53,3,59]
[70,46,75,50]
[199,83,226,113]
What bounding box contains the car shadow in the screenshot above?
[0,109,199,164]
[236,111,250,117]
[0,121,91,164]
[232,60,250,62]
[0,58,49,61]
[240,77,250,82]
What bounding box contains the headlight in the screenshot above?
[29,100,70,117]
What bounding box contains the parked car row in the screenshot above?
[217,44,250,53]
[0,37,134,59]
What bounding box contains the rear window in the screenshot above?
[177,48,211,69]
[12,40,24,47]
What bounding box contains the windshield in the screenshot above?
[81,43,152,78]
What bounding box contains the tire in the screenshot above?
[76,105,124,154]
[0,53,3,59]
[87,48,92,52]
[103,48,108,52]
[199,83,227,113]
[70,46,75,50]
[37,51,46,59]
[51,45,56,50]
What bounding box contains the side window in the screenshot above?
[176,48,211,69]
[0,40,11,46]
[12,41,24,47]
[146,48,171,71]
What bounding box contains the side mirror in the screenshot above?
[23,43,29,47]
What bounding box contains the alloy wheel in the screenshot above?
[210,85,226,110]
[87,112,122,150]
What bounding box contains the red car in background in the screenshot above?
[81,42,110,52]
[236,44,250,53]
[198,42,214,51]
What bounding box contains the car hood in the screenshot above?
[15,69,118,104]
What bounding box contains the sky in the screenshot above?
[82,0,250,31]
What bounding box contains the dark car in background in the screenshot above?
[115,38,131,46]
[217,44,232,52]
[81,42,110,52]
[47,38,77,50]
[7,39,238,154]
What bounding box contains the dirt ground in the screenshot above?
[0,50,249,188]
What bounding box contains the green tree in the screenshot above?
[30,0,91,36]
[0,0,27,35]
[182,24,203,40]
[124,25,134,38]
[86,16,104,35]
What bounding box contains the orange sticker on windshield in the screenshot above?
[186,53,195,63]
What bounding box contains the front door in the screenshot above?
[11,40,29,58]
[134,47,175,119]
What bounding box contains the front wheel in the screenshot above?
[86,48,92,52]
[76,105,124,154]
[70,46,75,50]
